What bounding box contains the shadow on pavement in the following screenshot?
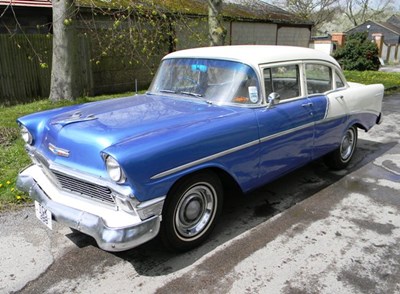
[62,138,396,278]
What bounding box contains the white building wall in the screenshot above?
[311,42,333,55]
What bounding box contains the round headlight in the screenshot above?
[105,156,126,183]
[20,125,33,145]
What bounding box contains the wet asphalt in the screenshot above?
[1,94,399,294]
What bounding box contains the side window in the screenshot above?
[263,64,300,101]
[305,64,332,94]
[335,71,345,88]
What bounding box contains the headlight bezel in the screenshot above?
[104,155,126,184]
[20,125,33,145]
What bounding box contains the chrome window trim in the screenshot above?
[259,61,306,105]
[303,60,349,95]
[153,57,265,108]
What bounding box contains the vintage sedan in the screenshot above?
[17,46,384,252]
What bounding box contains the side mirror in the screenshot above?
[267,92,281,109]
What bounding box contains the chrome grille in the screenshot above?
[52,170,115,205]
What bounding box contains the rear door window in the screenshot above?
[305,64,332,94]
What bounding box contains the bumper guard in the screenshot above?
[17,168,161,252]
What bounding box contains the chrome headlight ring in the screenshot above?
[105,155,126,184]
[20,125,33,145]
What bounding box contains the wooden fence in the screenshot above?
[0,34,52,105]
[0,34,159,105]
[382,43,400,64]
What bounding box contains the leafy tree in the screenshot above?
[272,0,398,33]
[342,0,394,26]
[282,0,339,33]
[48,0,224,101]
[333,32,380,71]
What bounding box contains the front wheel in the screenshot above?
[324,125,358,170]
[160,171,223,252]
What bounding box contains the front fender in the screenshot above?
[103,110,260,202]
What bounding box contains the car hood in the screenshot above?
[24,94,241,175]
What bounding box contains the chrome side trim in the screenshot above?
[136,196,166,220]
[150,139,260,180]
[151,121,322,180]
[259,121,314,143]
[150,111,378,180]
[318,114,347,124]
[350,109,380,116]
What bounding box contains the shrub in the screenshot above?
[333,32,380,71]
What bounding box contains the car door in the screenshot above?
[305,63,349,158]
[255,63,316,184]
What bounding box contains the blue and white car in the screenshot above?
[17,46,384,252]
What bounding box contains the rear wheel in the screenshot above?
[160,171,223,252]
[325,125,358,170]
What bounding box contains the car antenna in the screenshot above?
[135,79,138,95]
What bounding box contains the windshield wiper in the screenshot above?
[156,89,212,104]
[159,89,177,94]
[181,92,213,104]
[180,91,203,97]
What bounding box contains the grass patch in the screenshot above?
[0,92,133,210]
[344,70,400,94]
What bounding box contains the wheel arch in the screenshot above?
[353,122,367,132]
[160,166,232,251]
[166,166,243,200]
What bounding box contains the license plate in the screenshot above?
[35,201,53,230]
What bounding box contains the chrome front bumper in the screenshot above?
[17,166,161,252]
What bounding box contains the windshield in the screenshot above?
[148,58,261,106]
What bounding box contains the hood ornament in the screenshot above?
[49,143,70,157]
[51,111,97,127]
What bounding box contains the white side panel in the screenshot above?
[326,83,384,119]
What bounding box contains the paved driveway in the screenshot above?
[1,94,399,294]
[380,65,400,72]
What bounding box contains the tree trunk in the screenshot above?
[208,0,226,46]
[49,0,79,101]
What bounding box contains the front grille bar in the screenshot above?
[52,170,115,206]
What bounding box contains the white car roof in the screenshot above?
[164,45,340,68]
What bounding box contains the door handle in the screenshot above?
[301,103,313,107]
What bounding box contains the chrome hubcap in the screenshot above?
[175,183,216,240]
[184,198,202,221]
[340,129,355,160]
